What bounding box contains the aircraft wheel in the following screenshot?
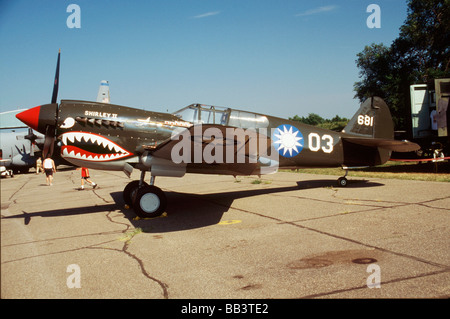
[337,177,348,187]
[133,185,167,218]
[123,180,148,206]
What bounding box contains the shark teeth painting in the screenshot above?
[60,132,131,162]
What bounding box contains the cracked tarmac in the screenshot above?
[1,167,449,298]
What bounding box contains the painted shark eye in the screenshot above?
[61,117,75,129]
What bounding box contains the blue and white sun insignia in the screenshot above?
[273,124,304,158]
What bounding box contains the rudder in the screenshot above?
[342,96,394,139]
[342,97,395,166]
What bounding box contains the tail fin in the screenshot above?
[341,97,419,166]
[96,80,110,103]
[342,96,393,139]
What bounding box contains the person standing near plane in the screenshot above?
[42,156,56,185]
[78,167,97,190]
[36,157,42,174]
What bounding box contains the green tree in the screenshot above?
[353,43,392,101]
[289,113,349,131]
[289,113,325,126]
[395,0,450,81]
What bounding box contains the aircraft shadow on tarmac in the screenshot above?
[2,178,383,231]
[1,204,119,226]
[118,178,383,233]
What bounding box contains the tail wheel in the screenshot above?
[123,180,148,206]
[337,177,348,187]
[133,185,167,218]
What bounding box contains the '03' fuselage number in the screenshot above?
[308,133,334,153]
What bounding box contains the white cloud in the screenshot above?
[295,5,338,17]
[192,11,221,19]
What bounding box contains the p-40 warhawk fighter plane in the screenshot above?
[16,51,419,218]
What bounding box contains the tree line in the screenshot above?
[290,1,449,132]
[289,114,349,132]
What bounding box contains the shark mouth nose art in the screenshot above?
[60,132,131,161]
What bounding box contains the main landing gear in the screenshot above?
[123,172,167,218]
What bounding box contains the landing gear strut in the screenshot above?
[123,171,167,218]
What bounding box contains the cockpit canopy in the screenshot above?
[174,104,269,129]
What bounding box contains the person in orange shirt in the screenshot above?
[77,167,97,190]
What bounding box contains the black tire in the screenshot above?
[123,180,148,206]
[133,185,167,218]
[337,177,348,187]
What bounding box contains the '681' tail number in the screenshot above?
[358,115,374,126]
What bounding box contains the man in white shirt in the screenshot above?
[42,157,56,185]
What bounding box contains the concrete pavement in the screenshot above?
[1,167,449,299]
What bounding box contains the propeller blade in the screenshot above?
[24,127,38,142]
[26,128,36,157]
[43,125,55,159]
[51,49,61,104]
[47,49,61,158]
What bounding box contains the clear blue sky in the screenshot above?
[0,0,408,119]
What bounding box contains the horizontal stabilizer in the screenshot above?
[342,137,420,152]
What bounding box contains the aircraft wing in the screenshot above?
[342,136,420,152]
[147,124,274,175]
